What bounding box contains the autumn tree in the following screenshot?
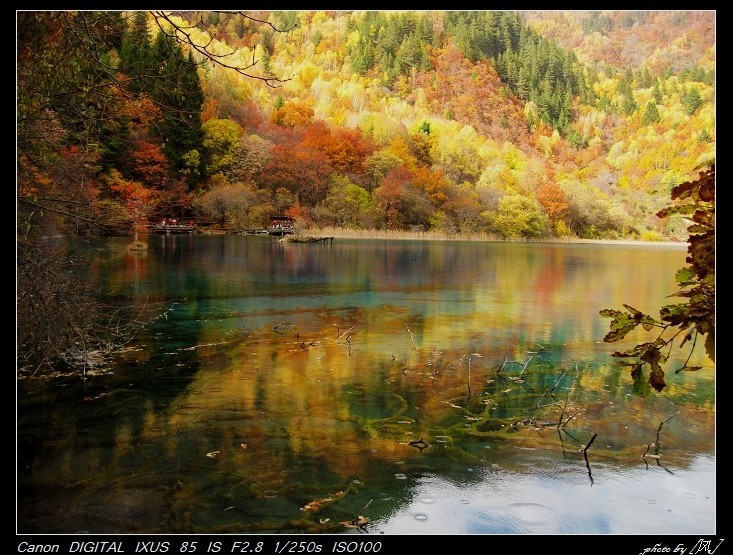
[374,165,436,230]
[193,175,273,229]
[273,187,297,214]
[284,202,312,228]
[271,100,315,127]
[229,133,274,183]
[563,184,634,239]
[487,195,549,238]
[600,163,714,393]
[301,121,376,177]
[440,182,484,233]
[154,179,195,222]
[374,166,408,229]
[363,149,403,191]
[104,170,155,241]
[17,10,292,377]
[316,175,381,228]
[536,178,570,233]
[131,140,170,187]
[257,142,332,206]
[202,118,244,176]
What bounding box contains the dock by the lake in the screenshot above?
[149,223,197,234]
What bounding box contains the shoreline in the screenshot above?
[263,227,689,248]
[197,226,688,248]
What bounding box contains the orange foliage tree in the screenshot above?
[412,165,450,206]
[271,100,315,127]
[284,202,312,227]
[536,177,570,229]
[375,165,435,230]
[301,121,376,175]
[132,140,170,187]
[104,170,155,241]
[441,183,483,232]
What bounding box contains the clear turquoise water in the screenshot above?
[17,235,715,534]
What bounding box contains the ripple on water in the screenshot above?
[413,513,429,521]
[605,499,627,520]
[622,490,640,501]
[506,502,557,525]
[445,507,499,534]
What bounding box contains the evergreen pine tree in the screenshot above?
[682,86,703,115]
[642,101,661,125]
[149,31,205,186]
[119,12,155,95]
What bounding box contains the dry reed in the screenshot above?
[298,226,687,246]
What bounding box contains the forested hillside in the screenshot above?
[18,10,715,242]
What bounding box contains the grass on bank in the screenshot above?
[292,226,686,246]
[194,224,686,246]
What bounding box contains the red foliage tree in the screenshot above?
[155,179,194,221]
[258,143,332,206]
[132,140,170,188]
[301,121,376,175]
[374,165,435,230]
[105,170,155,241]
[284,202,312,226]
[374,168,406,229]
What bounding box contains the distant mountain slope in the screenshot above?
[51,9,707,242]
[524,10,715,72]
[407,45,533,148]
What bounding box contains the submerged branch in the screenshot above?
[582,432,598,455]
[497,349,512,373]
[406,325,417,350]
[336,326,355,344]
[655,411,679,455]
[557,365,583,429]
[582,432,598,486]
[519,355,533,378]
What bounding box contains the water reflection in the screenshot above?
[17,236,715,534]
[375,455,715,534]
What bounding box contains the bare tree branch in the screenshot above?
[151,11,292,88]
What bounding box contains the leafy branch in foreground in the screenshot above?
[600,163,715,392]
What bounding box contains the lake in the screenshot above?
[17,234,715,535]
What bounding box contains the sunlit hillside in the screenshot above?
[178,10,714,241]
[17,10,715,241]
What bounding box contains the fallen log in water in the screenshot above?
[279,235,334,244]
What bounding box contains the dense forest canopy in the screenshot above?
[16,9,715,376]
[18,9,715,241]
